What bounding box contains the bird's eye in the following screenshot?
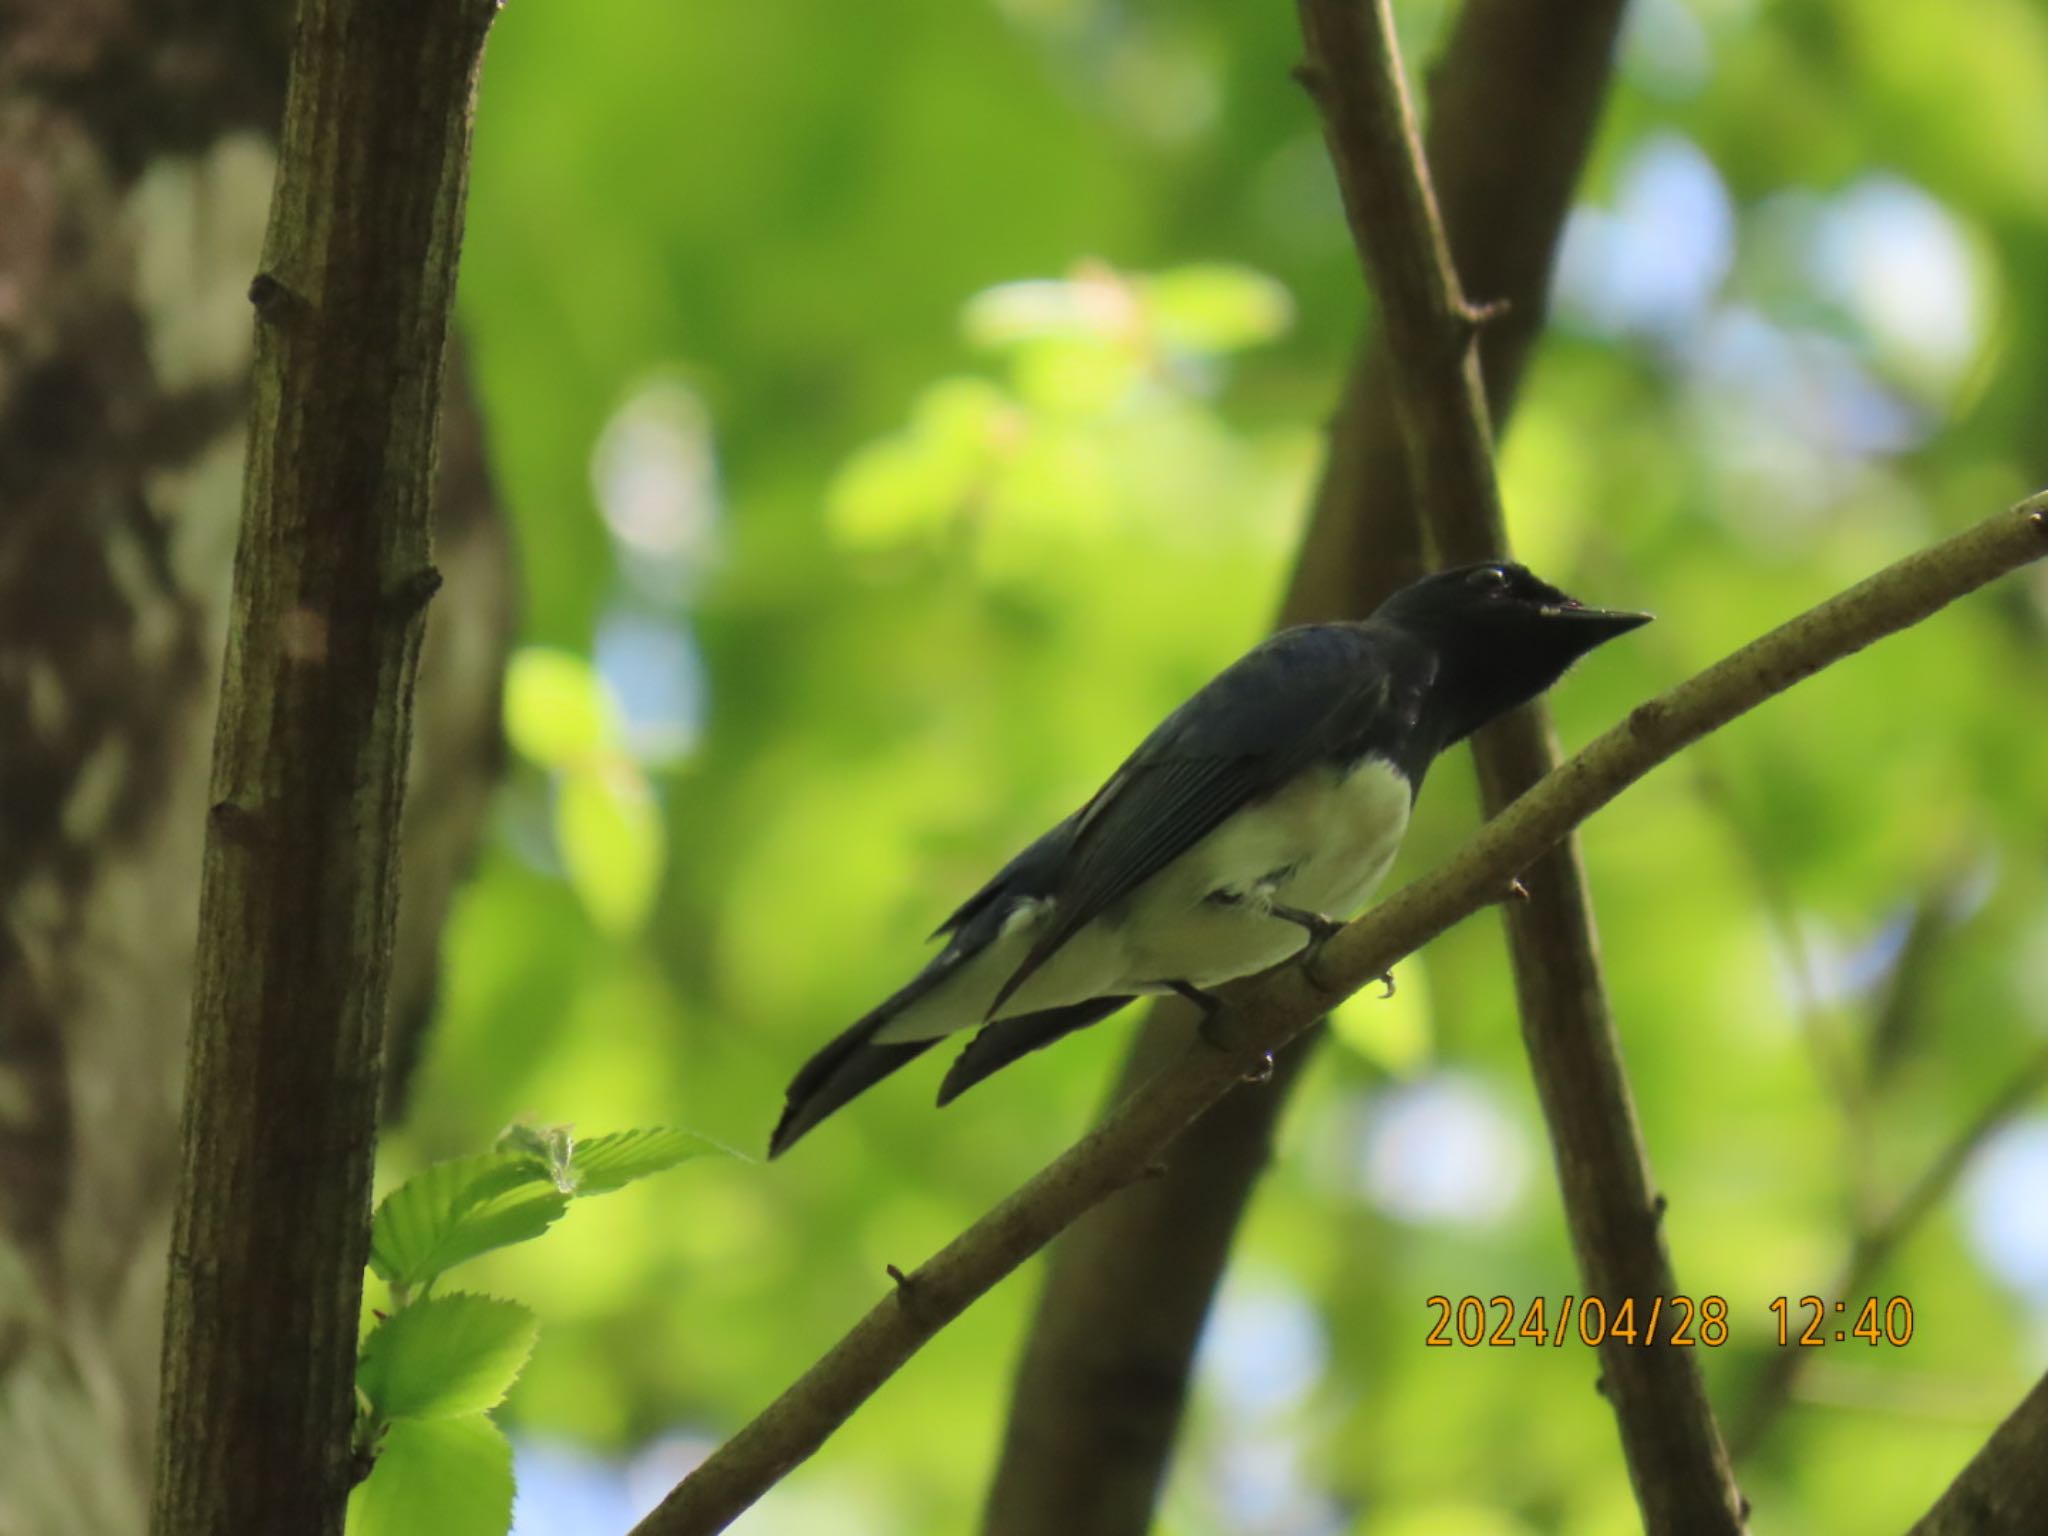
[1467,565,1510,595]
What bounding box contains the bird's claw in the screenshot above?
[1301,933,1344,993]
[1168,980,1233,1050]
[1241,1052,1275,1085]
[1377,971,1395,999]
[1270,903,1346,992]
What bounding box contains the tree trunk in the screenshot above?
[0,9,512,1533]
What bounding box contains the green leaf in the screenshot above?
[369,1152,570,1292]
[503,647,619,769]
[346,1414,513,1536]
[555,760,665,938]
[1142,264,1293,354]
[566,1126,728,1194]
[826,377,1016,549]
[359,1293,539,1421]
[962,275,1129,347]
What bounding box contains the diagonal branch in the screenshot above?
[984,4,1629,1525]
[1906,1365,2048,1536]
[627,499,2048,1536]
[1294,0,1745,1526]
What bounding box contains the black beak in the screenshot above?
[1546,605,1653,644]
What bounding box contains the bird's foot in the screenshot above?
[1376,970,1395,999]
[1168,979,1232,1047]
[1174,979,1274,1084]
[1269,902,1346,991]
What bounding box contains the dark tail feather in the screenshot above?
[936,996,1134,1106]
[769,954,972,1158]
[770,1034,938,1158]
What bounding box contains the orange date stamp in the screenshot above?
[1424,1294,1728,1347]
[1769,1295,1915,1346]
[1424,1294,1918,1347]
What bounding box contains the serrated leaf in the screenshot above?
[566,1127,726,1195]
[369,1152,569,1292]
[556,760,665,938]
[359,1293,539,1421]
[346,1414,512,1536]
[504,648,619,769]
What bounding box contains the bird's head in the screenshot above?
[1375,561,1651,741]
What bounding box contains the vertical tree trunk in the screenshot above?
[145,3,501,1532]
[0,8,511,1533]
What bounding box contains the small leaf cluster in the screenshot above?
[347,1125,721,1536]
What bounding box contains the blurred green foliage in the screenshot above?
[387,0,2048,1529]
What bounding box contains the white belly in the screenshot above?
[872,755,1410,1042]
[1115,753,1411,987]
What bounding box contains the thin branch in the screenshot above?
[1906,1366,2048,1536]
[983,1,1629,1524]
[1293,0,1499,533]
[627,498,2048,1536]
[1294,0,1745,1526]
[148,3,497,1534]
[1732,1038,2048,1455]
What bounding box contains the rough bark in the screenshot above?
[145,0,503,1531]
[0,6,510,1531]
[134,0,497,1531]
[984,3,1628,1529]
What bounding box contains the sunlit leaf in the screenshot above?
[911,376,1017,455]
[1009,335,1143,416]
[827,377,1019,549]
[369,1153,569,1293]
[567,1126,730,1194]
[962,269,1139,347]
[556,761,665,938]
[359,1294,540,1421]
[346,1414,512,1536]
[1142,264,1292,354]
[828,436,957,547]
[504,648,619,770]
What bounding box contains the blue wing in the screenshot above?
[985,623,1417,1017]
